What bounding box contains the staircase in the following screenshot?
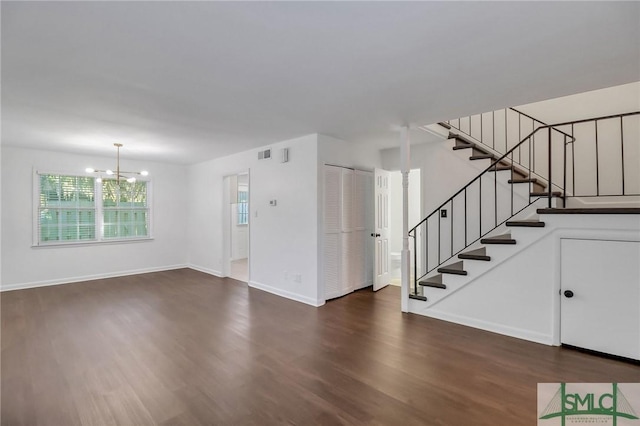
[409,109,640,303]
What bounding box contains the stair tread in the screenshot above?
[506,220,545,227]
[409,293,428,301]
[469,154,495,160]
[530,191,562,197]
[437,261,468,275]
[419,274,447,289]
[438,122,452,129]
[450,133,475,144]
[452,143,474,150]
[458,247,491,261]
[537,207,640,215]
[489,164,529,178]
[509,177,538,183]
[507,176,547,192]
[481,234,516,244]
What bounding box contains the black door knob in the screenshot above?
[564,290,574,298]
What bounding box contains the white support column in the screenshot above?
[400,126,411,312]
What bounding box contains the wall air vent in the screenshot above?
[258,149,272,160]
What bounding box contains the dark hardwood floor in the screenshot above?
[2,269,638,425]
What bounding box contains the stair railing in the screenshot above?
[410,110,640,300]
[442,107,549,158]
[409,124,574,299]
[545,111,640,200]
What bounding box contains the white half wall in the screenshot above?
[1,146,189,290]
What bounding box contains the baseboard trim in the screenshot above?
[188,264,223,277]
[249,280,323,307]
[415,308,553,346]
[0,264,189,292]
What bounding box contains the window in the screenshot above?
[38,174,96,243]
[35,172,150,245]
[102,179,149,239]
[237,189,248,225]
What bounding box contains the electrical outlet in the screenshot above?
[440,209,447,218]
[293,274,302,284]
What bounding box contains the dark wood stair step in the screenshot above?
[438,122,452,130]
[481,234,516,244]
[409,293,427,301]
[508,177,547,188]
[458,247,491,261]
[506,220,545,227]
[450,133,479,150]
[537,207,640,215]
[530,191,563,197]
[409,285,427,301]
[452,142,474,150]
[437,261,467,276]
[508,178,546,193]
[469,153,495,161]
[418,274,447,289]
[490,163,512,171]
[489,164,529,178]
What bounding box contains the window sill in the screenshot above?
[32,237,154,249]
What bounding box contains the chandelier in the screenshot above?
[85,143,148,184]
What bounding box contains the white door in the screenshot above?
[561,238,640,360]
[374,168,391,291]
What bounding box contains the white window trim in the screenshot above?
[32,169,153,247]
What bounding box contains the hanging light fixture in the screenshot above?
[85,143,148,184]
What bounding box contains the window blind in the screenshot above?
[36,172,150,245]
[38,174,96,243]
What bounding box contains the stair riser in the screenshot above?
[437,273,469,288]
[482,242,520,260]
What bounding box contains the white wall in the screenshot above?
[518,81,640,125]
[0,141,2,289]
[188,134,322,306]
[318,134,382,171]
[1,146,189,290]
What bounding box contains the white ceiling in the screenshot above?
[2,1,639,164]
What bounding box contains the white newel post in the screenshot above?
[400,126,410,312]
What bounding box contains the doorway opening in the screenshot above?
[226,172,249,282]
[388,169,421,287]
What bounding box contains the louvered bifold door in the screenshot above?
[323,166,342,300]
[353,170,369,290]
[341,169,355,294]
